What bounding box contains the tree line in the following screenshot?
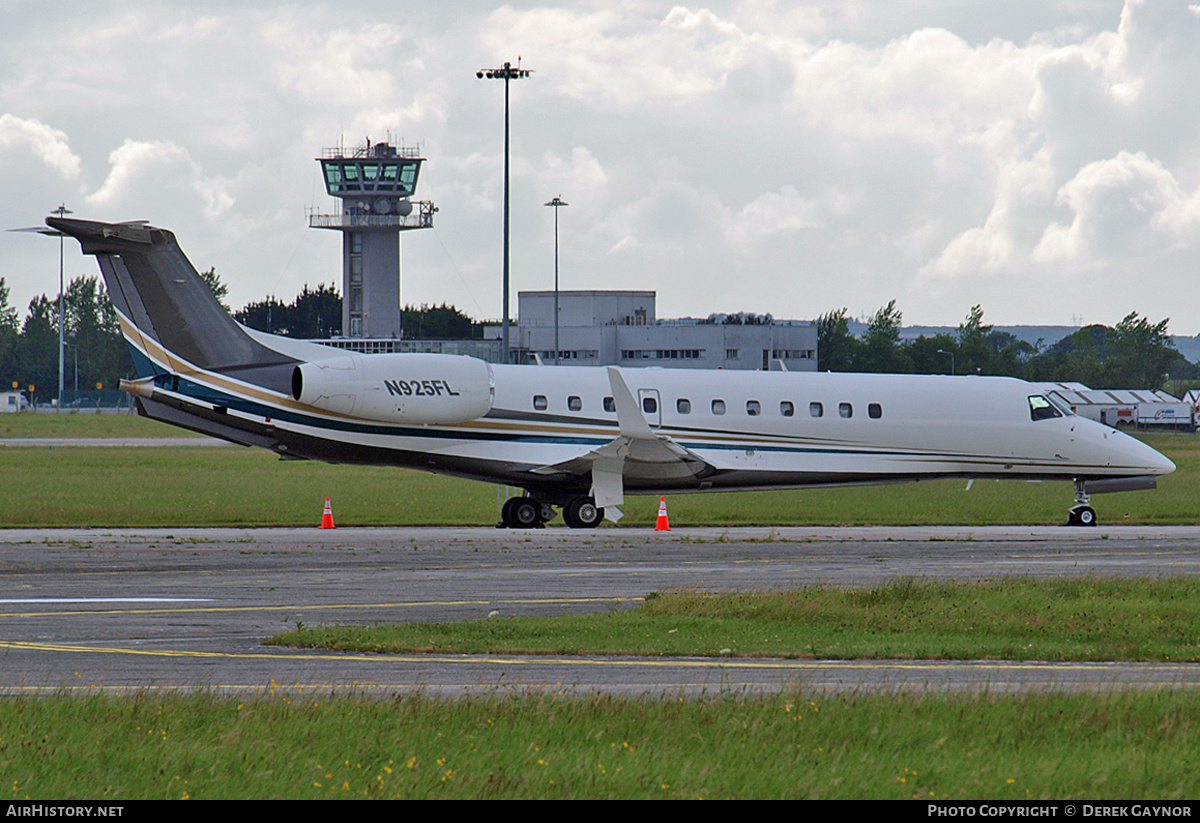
[817,302,1196,390]
[2,273,1193,402]
[0,275,129,403]
[0,273,481,402]
[234,291,479,341]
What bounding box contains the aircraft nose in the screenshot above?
[1125,436,1175,476]
[1149,448,1176,476]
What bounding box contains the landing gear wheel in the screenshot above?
[1067,505,1097,527]
[501,497,544,528]
[500,496,520,528]
[564,496,603,529]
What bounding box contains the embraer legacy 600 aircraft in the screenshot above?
[50,217,1174,528]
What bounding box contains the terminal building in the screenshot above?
[498,290,818,371]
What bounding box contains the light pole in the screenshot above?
[52,204,71,407]
[7,204,71,406]
[64,341,78,392]
[937,348,955,376]
[477,60,532,364]
[544,196,568,365]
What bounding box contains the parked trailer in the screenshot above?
[1136,402,1196,431]
[1035,383,1195,432]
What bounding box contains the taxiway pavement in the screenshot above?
[2,525,1199,697]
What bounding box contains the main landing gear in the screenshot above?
[498,494,604,529]
[1066,479,1097,527]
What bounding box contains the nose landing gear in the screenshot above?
[1066,479,1097,527]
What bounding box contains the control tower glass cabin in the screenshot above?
[309,141,435,339]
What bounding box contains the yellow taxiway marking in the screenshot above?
[2,639,1195,673]
[0,596,643,618]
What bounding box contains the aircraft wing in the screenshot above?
[530,367,717,519]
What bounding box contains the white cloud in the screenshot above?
[535,146,607,205]
[0,114,81,179]
[482,4,788,108]
[5,1,1200,333]
[1034,150,1200,263]
[86,139,233,220]
[266,19,405,107]
[794,28,1045,146]
[727,186,822,245]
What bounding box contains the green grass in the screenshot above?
[0,447,502,527]
[0,418,1196,526]
[4,418,1198,799]
[0,411,199,439]
[3,690,1200,799]
[269,578,1200,662]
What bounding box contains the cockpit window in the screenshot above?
[1029,395,1063,421]
[1047,391,1075,416]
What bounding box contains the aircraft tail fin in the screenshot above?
[48,217,296,393]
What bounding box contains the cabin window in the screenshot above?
[677,398,691,414]
[533,395,548,411]
[1028,395,1062,421]
[746,400,761,416]
[868,403,882,419]
[780,401,794,417]
[603,396,615,413]
[567,396,582,411]
[839,402,853,418]
[642,396,658,414]
[809,402,823,418]
[712,399,726,415]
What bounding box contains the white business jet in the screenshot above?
[49,217,1175,529]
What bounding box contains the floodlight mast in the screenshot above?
[477,60,532,363]
[52,204,71,406]
[544,196,568,366]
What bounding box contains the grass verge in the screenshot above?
[268,578,1200,662]
[0,411,199,439]
[4,690,1200,799]
[1,433,1197,526]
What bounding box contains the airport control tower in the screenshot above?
[309,140,436,342]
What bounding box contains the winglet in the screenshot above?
[606,367,655,439]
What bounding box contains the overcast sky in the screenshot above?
[3,0,1199,335]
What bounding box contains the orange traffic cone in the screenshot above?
[655,496,670,531]
[320,496,336,529]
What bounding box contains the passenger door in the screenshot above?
[638,389,662,428]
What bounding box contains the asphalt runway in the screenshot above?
[3,525,1200,698]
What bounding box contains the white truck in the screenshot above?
[0,391,31,413]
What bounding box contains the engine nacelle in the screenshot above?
[291,353,494,424]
